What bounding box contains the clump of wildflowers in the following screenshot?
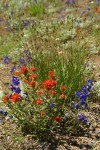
[2,56,93,136]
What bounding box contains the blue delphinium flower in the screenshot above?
[81,80,93,94]
[0,108,7,117]
[11,76,21,94]
[22,20,30,27]
[80,11,85,17]
[71,0,75,5]
[78,114,84,121]
[3,56,10,64]
[3,111,7,117]
[76,89,89,100]
[81,86,88,93]
[18,50,31,65]
[25,49,31,55]
[88,80,93,86]
[15,24,19,30]
[87,7,90,11]
[12,76,20,86]
[26,55,31,62]
[74,80,93,109]
[10,84,16,91]
[18,65,21,70]
[65,0,70,4]
[4,3,9,8]
[50,102,55,107]
[80,93,89,101]
[80,99,87,105]
[10,85,21,94]
[76,91,83,99]
[25,49,31,63]
[65,0,75,5]
[84,117,88,123]
[0,108,4,114]
[74,102,80,109]
[10,65,16,74]
[9,115,13,119]
[78,114,87,123]
[19,57,25,64]
[14,87,21,94]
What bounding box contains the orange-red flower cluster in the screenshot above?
[21,66,28,74]
[48,70,56,79]
[30,73,38,79]
[10,93,21,103]
[42,80,56,90]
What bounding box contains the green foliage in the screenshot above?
[29,0,45,16]
[31,45,87,98]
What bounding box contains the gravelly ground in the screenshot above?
[0,101,100,150]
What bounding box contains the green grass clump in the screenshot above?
[29,0,45,16]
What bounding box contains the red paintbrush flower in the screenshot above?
[48,70,56,79]
[42,80,56,90]
[21,66,28,74]
[50,89,57,95]
[10,93,21,103]
[31,67,36,72]
[38,89,44,95]
[61,86,66,91]
[28,81,36,87]
[3,95,9,104]
[61,93,66,99]
[53,116,61,122]
[35,99,42,105]
[30,73,38,79]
